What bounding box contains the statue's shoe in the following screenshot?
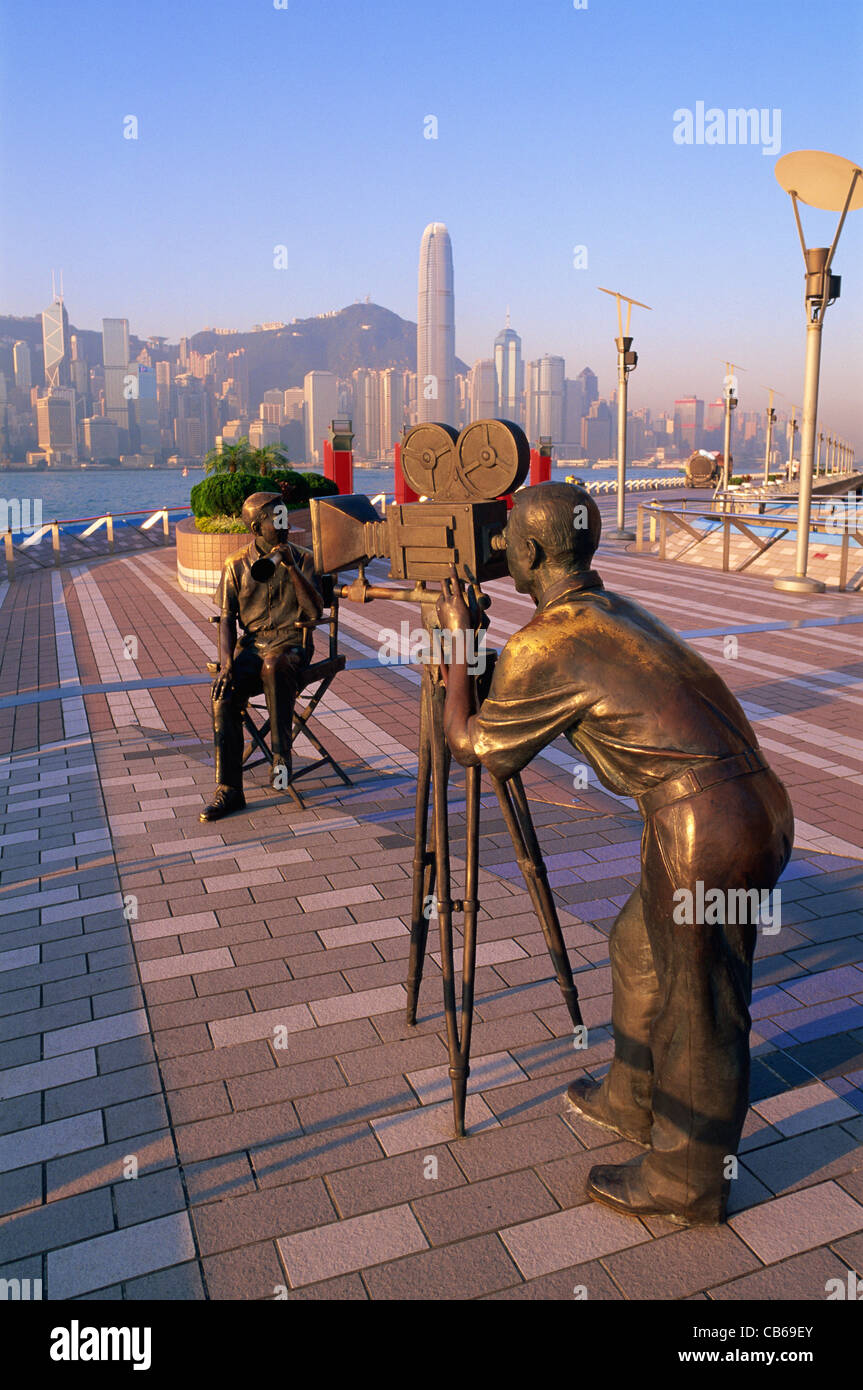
[200,786,246,822]
[587,1158,722,1226]
[565,1076,651,1146]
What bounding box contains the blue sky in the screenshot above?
[1,0,861,440]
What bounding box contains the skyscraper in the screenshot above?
[469,360,498,422]
[525,355,565,444]
[102,318,131,438]
[378,368,404,457]
[13,341,32,391]
[42,296,70,389]
[494,314,523,423]
[577,367,599,413]
[674,396,704,454]
[304,370,338,464]
[417,222,455,426]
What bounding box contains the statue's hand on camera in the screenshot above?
[436,565,474,636]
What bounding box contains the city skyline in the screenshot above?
[0,0,859,444]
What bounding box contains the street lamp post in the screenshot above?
[815,430,824,477]
[787,407,798,481]
[720,361,743,489]
[598,286,652,540]
[773,149,862,594]
[760,383,781,487]
[764,400,776,485]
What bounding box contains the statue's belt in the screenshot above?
[639,748,767,817]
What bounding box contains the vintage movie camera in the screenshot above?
[309,419,529,583]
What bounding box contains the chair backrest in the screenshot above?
[300,571,340,662]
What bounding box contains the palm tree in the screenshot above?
[248,444,290,477]
[204,438,252,475]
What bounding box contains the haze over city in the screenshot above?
[1,0,860,444]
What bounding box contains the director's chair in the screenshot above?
[207,573,353,809]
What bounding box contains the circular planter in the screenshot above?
[175,509,313,596]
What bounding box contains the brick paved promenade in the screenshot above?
[1,501,862,1300]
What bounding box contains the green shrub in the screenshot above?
[302,472,340,498]
[190,470,312,522]
[269,469,311,507]
[191,472,265,519]
[194,515,249,534]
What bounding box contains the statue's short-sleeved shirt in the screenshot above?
[470,571,758,796]
[215,539,319,655]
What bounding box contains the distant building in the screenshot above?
[494,316,523,424]
[249,419,282,449]
[82,415,120,461]
[36,392,77,463]
[174,378,212,459]
[102,318,131,439]
[42,297,71,389]
[581,400,613,461]
[674,396,704,454]
[133,364,160,454]
[562,378,586,453]
[304,370,338,465]
[525,355,565,445]
[417,222,455,426]
[469,359,498,422]
[13,341,32,391]
[577,367,598,413]
[378,368,404,457]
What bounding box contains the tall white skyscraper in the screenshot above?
[417,222,455,426]
[304,370,338,464]
[494,314,523,424]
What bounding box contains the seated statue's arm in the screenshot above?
[289,550,324,622]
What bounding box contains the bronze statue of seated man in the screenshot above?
[436,482,794,1226]
[201,491,323,822]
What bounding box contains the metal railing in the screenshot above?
[635,496,863,590]
[3,506,182,581]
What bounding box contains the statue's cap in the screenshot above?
[242,492,283,530]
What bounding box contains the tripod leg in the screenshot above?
[406,668,435,1026]
[428,676,470,1136]
[492,774,583,1030]
[459,759,481,1074]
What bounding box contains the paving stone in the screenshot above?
[708,1246,852,1300]
[483,1256,624,1300]
[48,1211,196,1299]
[412,1169,559,1245]
[202,1239,285,1300]
[278,1203,427,1287]
[45,1062,161,1122]
[752,1080,857,1136]
[46,1130,176,1203]
[728,1180,863,1264]
[123,1261,206,1300]
[603,1225,761,1299]
[114,1168,187,1226]
[43,1009,149,1058]
[192,1178,336,1255]
[371,1095,501,1157]
[0,1186,115,1263]
[364,1232,521,1300]
[499,1201,651,1279]
[0,1111,104,1173]
[0,1048,97,1101]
